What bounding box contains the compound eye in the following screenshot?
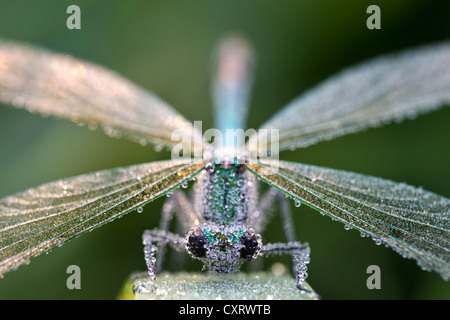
[239,230,259,261]
[186,227,207,258]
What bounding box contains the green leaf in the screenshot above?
[118,271,319,300]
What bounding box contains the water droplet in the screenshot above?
[154,144,163,152]
[103,126,121,138]
[136,207,144,213]
[205,162,215,174]
[88,122,98,131]
[344,224,351,231]
[139,139,147,147]
[294,199,302,208]
[181,180,189,189]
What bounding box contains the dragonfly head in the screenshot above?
[185,223,262,273]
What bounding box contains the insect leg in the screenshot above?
[155,190,198,272]
[270,193,312,289]
[278,193,296,242]
[260,242,315,296]
[250,188,299,272]
[251,187,281,232]
[254,187,297,245]
[142,229,185,281]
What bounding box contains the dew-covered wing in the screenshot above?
[0,159,204,276]
[249,41,450,153]
[246,160,450,280]
[0,39,202,153]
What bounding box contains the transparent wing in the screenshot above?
[0,159,204,276]
[249,41,450,153]
[246,160,450,280]
[0,39,202,153]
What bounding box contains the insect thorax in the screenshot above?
[193,163,258,225]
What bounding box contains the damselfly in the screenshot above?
[0,36,449,295]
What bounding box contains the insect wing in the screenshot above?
[246,160,450,280]
[248,41,450,153]
[0,159,204,276]
[0,39,203,154]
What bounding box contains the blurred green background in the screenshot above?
[0,0,449,299]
